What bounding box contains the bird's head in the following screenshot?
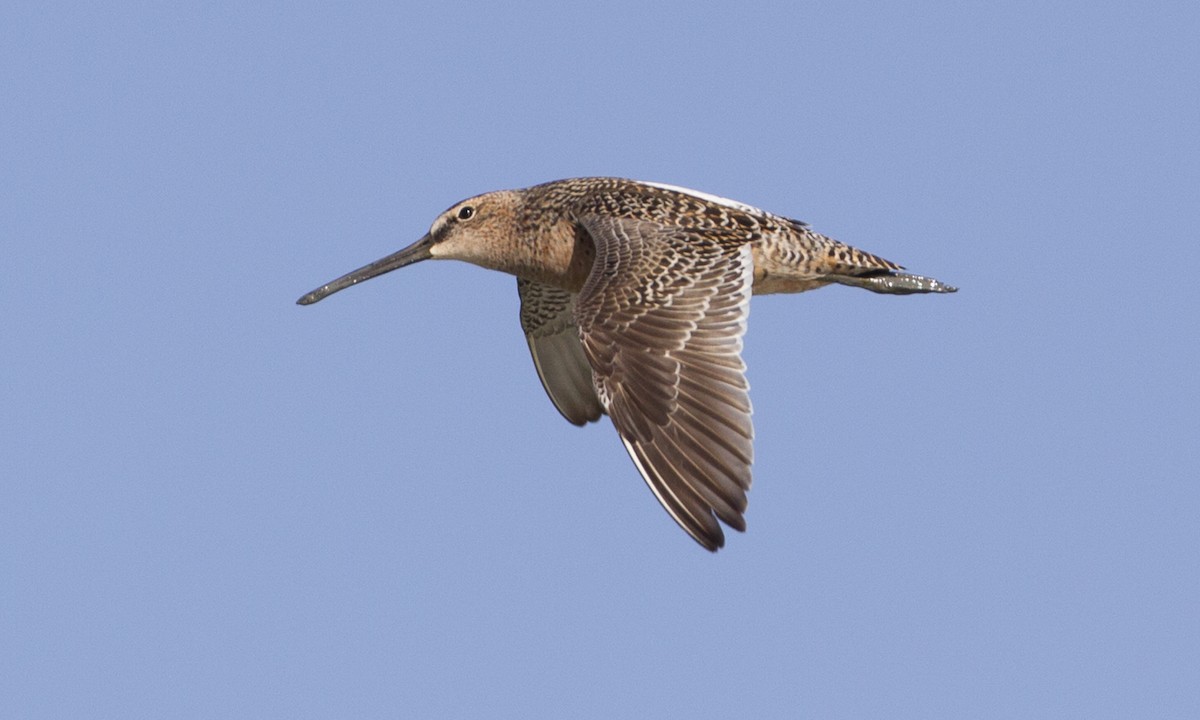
[296,190,519,306]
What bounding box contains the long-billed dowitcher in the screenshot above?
[298,177,956,551]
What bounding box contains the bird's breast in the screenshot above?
[504,220,594,293]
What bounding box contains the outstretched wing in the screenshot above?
[573,215,754,551]
[517,278,604,426]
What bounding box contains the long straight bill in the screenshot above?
[297,234,435,305]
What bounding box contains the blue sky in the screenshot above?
[3,1,1197,717]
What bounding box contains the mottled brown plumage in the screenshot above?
[298,177,956,551]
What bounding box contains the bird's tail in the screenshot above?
[827,271,958,295]
[800,230,957,295]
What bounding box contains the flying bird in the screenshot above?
[298,177,956,550]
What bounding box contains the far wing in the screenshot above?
[517,278,604,426]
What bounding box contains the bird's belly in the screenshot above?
[750,244,831,295]
[751,272,833,295]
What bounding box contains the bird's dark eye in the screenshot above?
[457,206,475,220]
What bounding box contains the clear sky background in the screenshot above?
[3,2,1197,718]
